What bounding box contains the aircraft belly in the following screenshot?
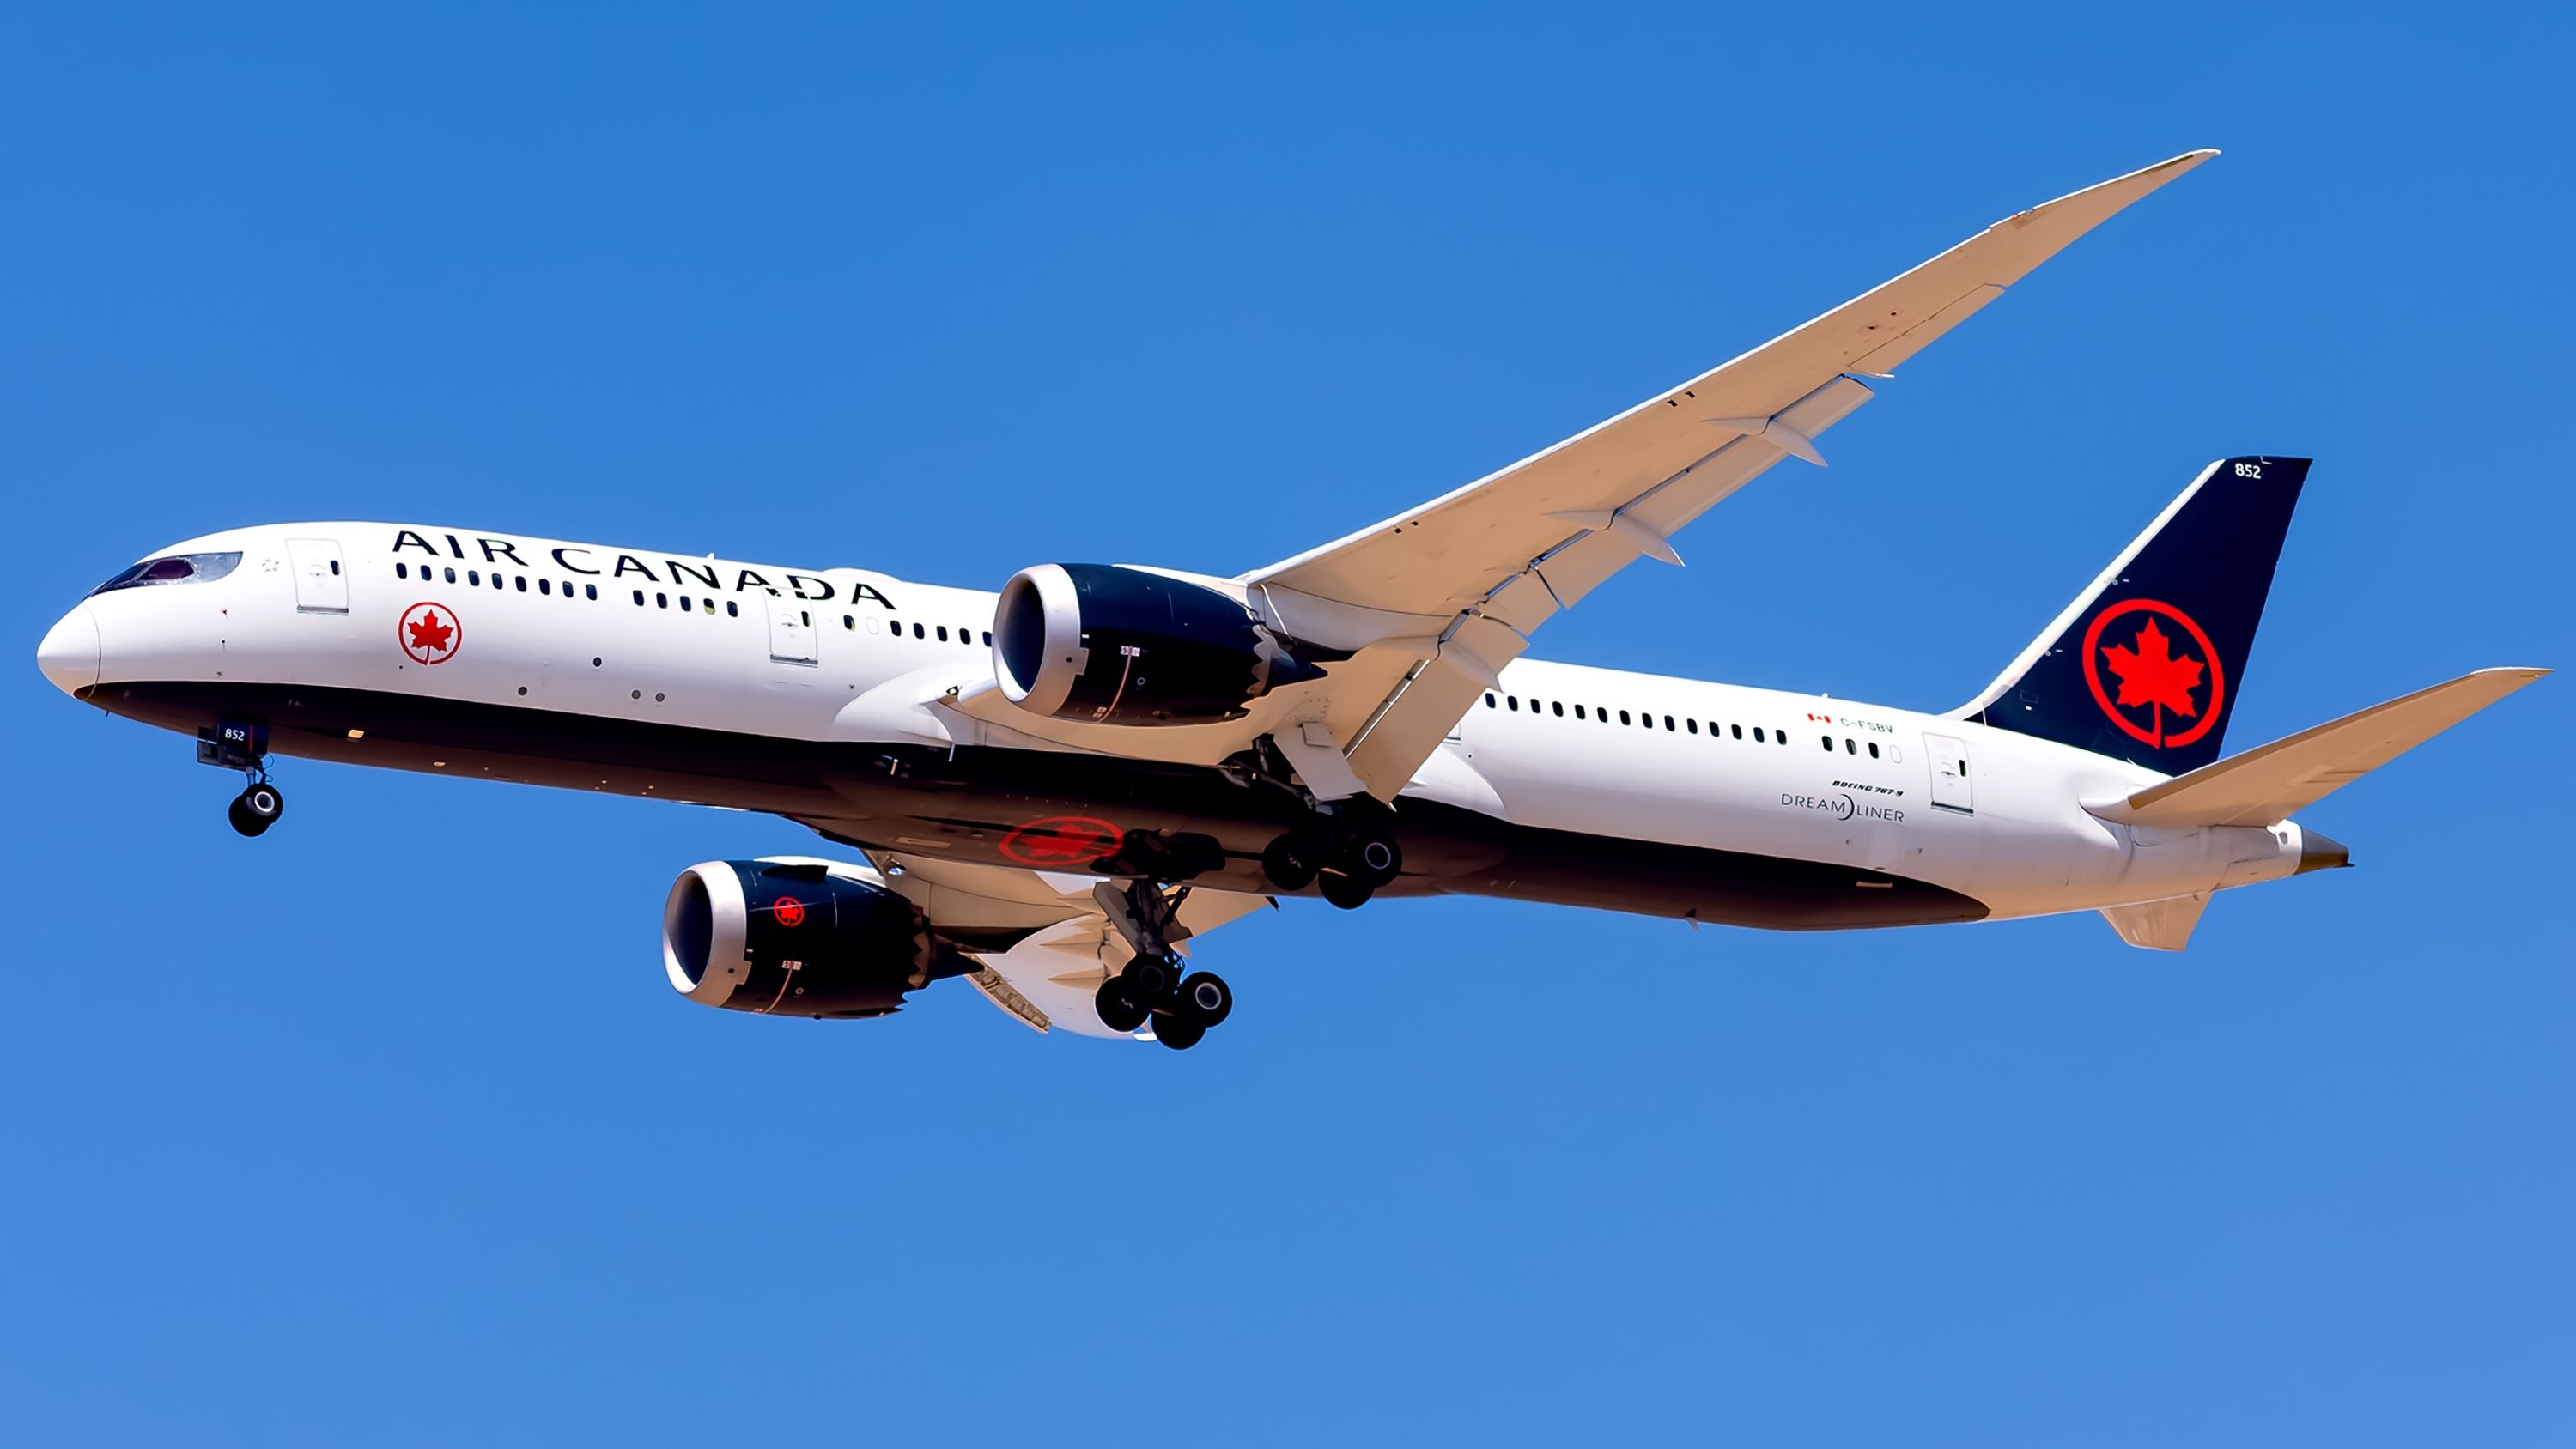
[89,680,1988,931]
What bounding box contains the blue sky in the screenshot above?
[4,3,2569,1444]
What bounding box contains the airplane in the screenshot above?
[33,150,2547,1050]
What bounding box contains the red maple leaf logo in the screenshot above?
[2101,617,2203,744]
[406,609,453,655]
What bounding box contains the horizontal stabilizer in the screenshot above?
[2092,667,2549,828]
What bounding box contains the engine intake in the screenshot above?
[662,858,969,1019]
[993,563,1322,726]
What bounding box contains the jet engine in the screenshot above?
[661,858,970,1019]
[993,563,1323,726]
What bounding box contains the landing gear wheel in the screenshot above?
[228,782,283,838]
[1094,974,1150,1034]
[1180,971,1233,1028]
[1340,828,1401,889]
[1317,870,1374,911]
[1153,1012,1206,1051]
[1261,828,1330,891]
[1124,954,1176,1001]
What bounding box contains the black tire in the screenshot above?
[1154,1012,1206,1051]
[226,796,269,838]
[1124,954,1176,1001]
[1340,828,1401,888]
[1317,870,1373,911]
[1261,830,1326,891]
[1094,975,1150,1034]
[1180,971,1232,1028]
[240,782,284,824]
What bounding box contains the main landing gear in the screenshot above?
[1090,878,1236,1051]
[198,718,285,838]
[1260,817,1402,909]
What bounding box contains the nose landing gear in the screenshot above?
[199,719,283,838]
[227,779,286,838]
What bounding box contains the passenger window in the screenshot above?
[656,592,668,609]
[396,562,409,579]
[468,570,480,585]
[538,578,550,595]
[981,631,993,646]
[703,598,715,615]
[1753,727,1765,743]
[1508,696,1520,711]
[1868,742,1880,759]
[1485,693,1497,708]
[586,585,598,600]
[1844,738,1856,754]
[679,595,691,611]
[726,601,738,616]
[329,560,340,575]
[1574,705,1586,720]
[1778,731,1789,746]
[444,567,457,584]
[913,622,925,639]
[1552,701,1564,718]
[1619,710,1631,725]
[1663,715,1675,731]
[515,575,527,591]
[1730,724,1741,739]
[937,625,950,642]
[843,615,854,630]
[1820,736,1832,751]
[1686,718,1698,734]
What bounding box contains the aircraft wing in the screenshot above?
[860,850,1274,1040]
[1242,150,2217,799]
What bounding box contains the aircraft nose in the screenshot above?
[37,604,100,698]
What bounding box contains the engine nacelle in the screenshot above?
[993,563,1322,726]
[661,858,966,1019]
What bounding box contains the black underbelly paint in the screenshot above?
[85,681,1990,931]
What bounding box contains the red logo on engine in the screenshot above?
[999,815,1122,866]
[772,896,806,928]
[2081,598,2222,749]
[398,603,460,665]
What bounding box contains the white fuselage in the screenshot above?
[42,522,2320,924]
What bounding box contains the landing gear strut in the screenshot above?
[1090,877,1236,1050]
[1261,815,1402,908]
[199,719,284,838]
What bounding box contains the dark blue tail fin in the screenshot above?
[1956,456,2308,773]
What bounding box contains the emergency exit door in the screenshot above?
[767,599,818,665]
[1923,732,1972,815]
[286,538,349,614]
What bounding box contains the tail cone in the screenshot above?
[2297,829,2352,874]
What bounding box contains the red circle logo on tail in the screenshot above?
[398,603,461,665]
[2081,598,2222,749]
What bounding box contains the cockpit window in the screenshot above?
[90,551,243,595]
